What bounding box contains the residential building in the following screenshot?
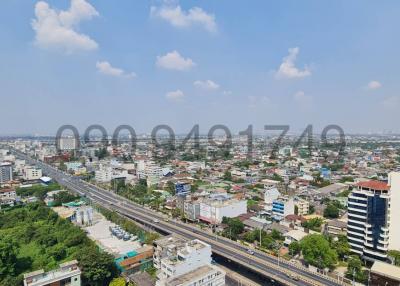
[23,260,81,286]
[199,193,247,224]
[295,198,309,216]
[325,219,347,237]
[0,188,16,198]
[347,174,400,261]
[59,137,77,151]
[95,165,112,183]
[156,265,225,286]
[272,196,295,221]
[23,166,42,181]
[0,162,13,183]
[183,200,200,221]
[264,185,280,212]
[153,235,225,286]
[154,236,212,279]
[370,261,400,286]
[284,229,308,246]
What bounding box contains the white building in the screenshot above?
[199,193,247,224]
[23,166,43,181]
[59,137,77,151]
[14,159,26,173]
[154,236,211,278]
[347,173,400,262]
[272,196,295,220]
[95,165,113,183]
[0,188,16,199]
[153,235,225,286]
[295,198,309,216]
[157,265,225,286]
[264,185,280,212]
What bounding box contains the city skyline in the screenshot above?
[1,0,400,135]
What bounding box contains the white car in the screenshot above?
[247,249,255,255]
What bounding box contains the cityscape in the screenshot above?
[1,1,400,286]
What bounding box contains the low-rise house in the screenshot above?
[324,219,347,237]
[23,260,81,286]
[284,229,308,246]
[370,261,400,286]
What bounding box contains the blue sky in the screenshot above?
[0,0,399,135]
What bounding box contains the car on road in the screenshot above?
[153,219,160,223]
[247,249,255,255]
[287,273,299,281]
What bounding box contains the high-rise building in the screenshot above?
[347,173,400,261]
[0,162,13,183]
[59,137,77,151]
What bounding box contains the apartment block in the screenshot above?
[347,173,400,261]
[294,198,309,216]
[153,235,225,286]
[0,162,13,183]
[272,196,295,221]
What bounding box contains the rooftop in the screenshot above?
[357,180,390,191]
[166,265,222,286]
[371,261,400,281]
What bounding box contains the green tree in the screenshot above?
[171,207,183,218]
[222,217,244,240]
[109,277,126,286]
[223,171,232,181]
[346,255,367,283]
[324,203,339,219]
[0,238,18,278]
[77,247,118,286]
[302,218,324,232]
[271,229,284,241]
[331,235,350,260]
[289,241,301,256]
[53,191,80,206]
[388,250,400,266]
[144,232,160,245]
[300,234,338,269]
[165,181,175,195]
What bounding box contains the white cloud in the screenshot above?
[222,90,232,96]
[293,91,313,109]
[193,80,219,91]
[31,0,99,53]
[382,96,399,109]
[96,61,136,78]
[275,47,311,79]
[367,80,382,90]
[150,5,216,33]
[156,51,195,71]
[166,89,185,101]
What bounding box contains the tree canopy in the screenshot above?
[0,203,118,286]
[300,234,338,269]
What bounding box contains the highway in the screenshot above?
[13,150,345,286]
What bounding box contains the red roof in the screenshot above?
[357,181,390,191]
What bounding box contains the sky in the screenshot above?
[0,0,400,136]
